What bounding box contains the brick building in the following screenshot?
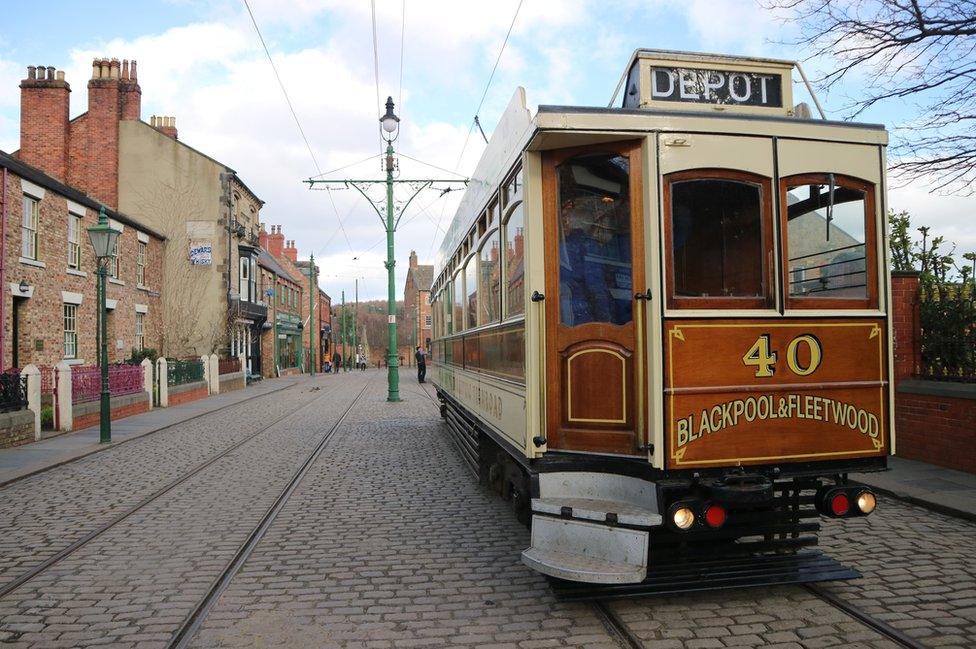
[16,56,265,360]
[3,62,166,370]
[403,250,433,355]
[258,225,304,376]
[295,259,331,373]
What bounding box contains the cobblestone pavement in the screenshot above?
[0,378,326,586]
[0,374,368,648]
[1,369,974,648]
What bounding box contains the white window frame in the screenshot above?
[68,213,81,270]
[137,241,147,286]
[135,312,145,351]
[22,196,39,260]
[110,237,121,279]
[63,303,78,359]
[239,255,250,301]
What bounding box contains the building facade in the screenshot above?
[403,250,434,354]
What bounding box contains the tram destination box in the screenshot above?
[620,49,796,117]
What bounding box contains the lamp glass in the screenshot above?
[381,116,399,133]
[88,225,121,259]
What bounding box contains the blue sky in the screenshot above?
[0,0,972,299]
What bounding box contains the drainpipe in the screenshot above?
[1,166,7,369]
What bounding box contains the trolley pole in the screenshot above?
[308,253,316,377]
[303,96,467,401]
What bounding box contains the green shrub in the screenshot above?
[129,348,159,364]
[40,405,54,430]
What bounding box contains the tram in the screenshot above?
[429,50,890,589]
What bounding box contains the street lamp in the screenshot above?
[380,97,401,401]
[87,207,120,444]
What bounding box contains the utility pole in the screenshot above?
[308,253,316,377]
[341,290,346,372]
[304,97,466,401]
[353,278,358,370]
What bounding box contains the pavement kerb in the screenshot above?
[849,478,976,524]
[0,379,303,489]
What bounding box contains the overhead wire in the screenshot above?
[398,0,406,114]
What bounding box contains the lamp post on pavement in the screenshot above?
[308,253,316,377]
[87,207,121,444]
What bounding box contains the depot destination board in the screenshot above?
[664,319,889,469]
[650,66,783,108]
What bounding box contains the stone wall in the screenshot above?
[218,370,245,393]
[0,408,36,449]
[72,392,150,431]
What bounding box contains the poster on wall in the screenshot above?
[189,240,213,265]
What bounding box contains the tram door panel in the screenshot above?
[542,141,646,456]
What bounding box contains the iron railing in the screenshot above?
[71,364,145,404]
[167,358,205,387]
[218,357,241,375]
[919,282,976,382]
[0,370,27,413]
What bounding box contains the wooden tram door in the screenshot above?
[542,141,646,456]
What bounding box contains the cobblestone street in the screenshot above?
[0,370,973,648]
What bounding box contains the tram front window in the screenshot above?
[786,179,868,299]
[557,153,632,327]
[670,176,765,303]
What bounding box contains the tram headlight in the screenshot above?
[856,490,877,515]
[670,505,696,530]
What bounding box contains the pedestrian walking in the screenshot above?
[415,346,427,384]
[332,351,341,374]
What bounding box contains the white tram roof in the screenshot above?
[433,50,888,280]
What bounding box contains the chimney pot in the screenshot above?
[56,70,65,81]
[109,59,120,79]
[130,60,137,80]
[122,59,129,80]
[91,60,99,79]
[27,65,36,80]
[46,66,55,80]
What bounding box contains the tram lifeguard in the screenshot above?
[618,50,797,115]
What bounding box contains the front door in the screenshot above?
[543,141,646,455]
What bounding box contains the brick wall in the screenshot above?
[168,381,208,407]
[73,393,150,431]
[891,271,976,473]
[1,168,164,369]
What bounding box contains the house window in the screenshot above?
[239,256,250,301]
[425,314,432,328]
[249,258,257,303]
[22,196,39,260]
[135,312,145,350]
[110,237,121,279]
[137,241,147,285]
[68,214,81,269]
[63,304,78,359]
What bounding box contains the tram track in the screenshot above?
[0,378,342,600]
[166,382,369,649]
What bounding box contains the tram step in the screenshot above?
[532,497,662,528]
[538,472,657,509]
[521,515,648,584]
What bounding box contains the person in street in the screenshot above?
[332,351,341,374]
[415,346,427,383]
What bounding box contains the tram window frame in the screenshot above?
[464,253,478,330]
[452,270,464,332]
[477,227,501,325]
[780,173,878,310]
[503,165,522,207]
[663,168,775,310]
[502,200,525,319]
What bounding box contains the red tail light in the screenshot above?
[704,504,727,528]
[829,493,850,516]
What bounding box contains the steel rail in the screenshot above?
[592,599,645,649]
[0,379,302,490]
[167,382,370,649]
[805,584,929,649]
[0,380,339,599]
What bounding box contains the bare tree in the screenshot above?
[766,0,976,192]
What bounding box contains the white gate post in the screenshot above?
[209,354,219,395]
[55,361,73,432]
[141,358,154,410]
[201,355,211,395]
[22,364,41,439]
[157,358,169,407]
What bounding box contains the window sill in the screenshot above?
[109,278,125,286]
[66,268,88,278]
[64,358,85,366]
[137,283,150,291]
[19,257,45,269]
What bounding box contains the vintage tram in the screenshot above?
[429,50,890,589]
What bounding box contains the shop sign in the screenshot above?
[650,66,782,108]
[189,240,213,265]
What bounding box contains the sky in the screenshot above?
[0,0,972,300]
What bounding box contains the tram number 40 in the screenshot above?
[742,334,822,378]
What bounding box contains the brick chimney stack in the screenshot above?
[267,225,285,258]
[283,239,298,263]
[409,250,418,269]
[258,223,269,250]
[150,115,178,140]
[119,58,141,120]
[19,64,71,181]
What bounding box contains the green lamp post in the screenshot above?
[87,207,121,444]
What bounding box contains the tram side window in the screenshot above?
[667,172,771,308]
[784,174,874,306]
[503,203,525,318]
[465,257,478,329]
[452,272,464,332]
[479,230,501,324]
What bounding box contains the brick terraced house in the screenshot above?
[257,225,304,376]
[404,250,434,355]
